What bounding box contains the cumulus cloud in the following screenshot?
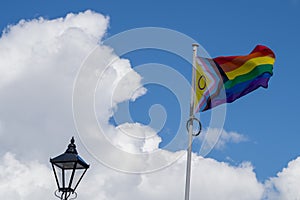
[0,153,54,199]
[114,122,161,153]
[0,10,111,160]
[0,9,163,199]
[70,152,265,200]
[264,157,300,199]
[0,9,298,200]
[0,10,108,88]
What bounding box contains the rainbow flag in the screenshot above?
[194,45,275,112]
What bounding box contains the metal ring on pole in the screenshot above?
[186,117,202,136]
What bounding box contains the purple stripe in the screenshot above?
[207,76,270,110]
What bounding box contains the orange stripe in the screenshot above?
[218,52,267,72]
[213,45,275,73]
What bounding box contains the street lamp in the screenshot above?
[50,137,90,200]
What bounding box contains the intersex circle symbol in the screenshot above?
[197,75,207,90]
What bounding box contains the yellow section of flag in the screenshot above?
[194,57,220,112]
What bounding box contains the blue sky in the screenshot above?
[1,0,300,184]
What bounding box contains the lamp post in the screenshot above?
[50,137,90,200]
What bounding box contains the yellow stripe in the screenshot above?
[226,56,275,80]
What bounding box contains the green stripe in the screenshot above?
[224,64,273,89]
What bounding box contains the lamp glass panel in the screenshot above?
[70,168,86,189]
[53,164,63,189]
[64,169,73,189]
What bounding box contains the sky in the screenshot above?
[0,0,300,199]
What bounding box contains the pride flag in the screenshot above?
[194,45,275,112]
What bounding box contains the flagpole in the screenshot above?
[184,43,199,200]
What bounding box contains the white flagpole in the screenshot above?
[184,43,199,200]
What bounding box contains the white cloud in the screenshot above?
[114,122,161,153]
[215,129,248,149]
[0,9,299,200]
[0,10,108,89]
[0,9,163,199]
[0,10,111,160]
[71,152,264,200]
[0,9,149,161]
[0,152,264,200]
[0,153,54,199]
[264,157,300,199]
[136,156,263,200]
[198,128,248,150]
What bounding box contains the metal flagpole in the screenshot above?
[184,43,199,200]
